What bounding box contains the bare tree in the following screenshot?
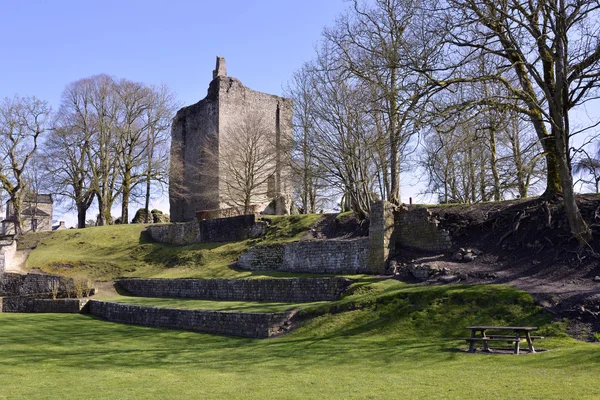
[218,114,279,213]
[84,74,121,226]
[323,0,437,204]
[425,0,600,243]
[114,79,153,224]
[47,76,177,226]
[422,78,546,203]
[44,78,98,228]
[285,64,327,214]
[0,96,51,235]
[140,85,177,223]
[306,49,380,218]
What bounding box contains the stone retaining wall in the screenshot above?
[0,297,87,313]
[87,300,296,338]
[146,214,267,245]
[237,238,369,274]
[116,277,352,303]
[0,272,72,297]
[395,207,453,252]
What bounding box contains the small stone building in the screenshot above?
[1,194,53,235]
[169,56,293,222]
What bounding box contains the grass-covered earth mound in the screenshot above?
[24,214,324,280]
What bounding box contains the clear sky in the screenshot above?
[1,0,348,109]
[2,0,388,225]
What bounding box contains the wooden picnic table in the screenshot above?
[463,326,542,354]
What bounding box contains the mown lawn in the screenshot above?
[0,312,598,399]
[1,282,599,399]
[13,218,600,399]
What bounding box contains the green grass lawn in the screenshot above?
[24,214,325,281]
[12,218,600,399]
[0,282,599,399]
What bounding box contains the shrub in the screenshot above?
[47,280,59,300]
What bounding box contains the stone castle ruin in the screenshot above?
[169,56,293,222]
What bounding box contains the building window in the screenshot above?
[31,219,38,232]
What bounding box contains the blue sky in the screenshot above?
[1,0,366,224]
[1,0,348,109]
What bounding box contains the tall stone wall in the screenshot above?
[237,238,369,274]
[87,300,297,338]
[218,76,293,211]
[169,57,293,222]
[169,81,220,222]
[395,206,453,252]
[146,214,267,245]
[116,277,352,303]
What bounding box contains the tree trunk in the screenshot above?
[121,186,130,224]
[388,69,400,205]
[77,202,87,229]
[480,155,487,202]
[509,119,528,198]
[97,192,107,226]
[12,199,23,235]
[144,176,151,223]
[489,129,500,201]
[468,147,476,203]
[121,168,132,224]
[542,140,563,198]
[553,5,592,244]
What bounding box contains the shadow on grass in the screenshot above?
[0,313,463,373]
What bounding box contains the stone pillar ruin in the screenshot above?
[212,56,227,79]
[367,201,396,274]
[0,238,17,273]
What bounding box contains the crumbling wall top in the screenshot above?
[212,56,227,79]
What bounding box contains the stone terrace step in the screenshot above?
[116,277,353,303]
[87,300,297,338]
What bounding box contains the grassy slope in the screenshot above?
[25,214,323,281]
[0,283,598,399]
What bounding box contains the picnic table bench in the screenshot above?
[461,326,543,354]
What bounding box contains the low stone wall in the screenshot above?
[87,300,296,338]
[0,238,17,273]
[0,296,87,313]
[116,277,352,303]
[237,238,369,274]
[196,205,261,220]
[394,207,453,252]
[146,214,267,245]
[0,272,73,297]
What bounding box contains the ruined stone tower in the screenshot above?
[169,56,293,222]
